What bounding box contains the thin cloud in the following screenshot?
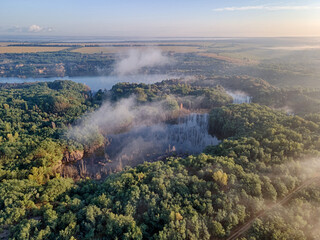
[28,25,53,33]
[6,25,53,33]
[6,26,25,33]
[29,25,43,33]
[213,5,320,12]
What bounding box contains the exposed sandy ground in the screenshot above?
[0,46,69,53]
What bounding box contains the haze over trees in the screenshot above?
[1,75,320,239]
[1,0,320,238]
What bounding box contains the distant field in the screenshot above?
[0,41,214,54]
[71,45,202,54]
[0,46,69,53]
[197,52,258,65]
[0,42,15,47]
[47,41,213,47]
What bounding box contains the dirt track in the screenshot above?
[227,176,320,240]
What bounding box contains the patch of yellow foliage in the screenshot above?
[213,170,228,186]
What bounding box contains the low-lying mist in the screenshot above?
[226,90,252,104]
[114,48,173,75]
[106,113,219,161]
[63,92,220,178]
[66,96,170,142]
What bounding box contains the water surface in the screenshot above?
[0,74,176,91]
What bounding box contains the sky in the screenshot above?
[0,0,320,38]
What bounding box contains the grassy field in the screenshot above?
[0,40,257,65]
[2,40,316,71]
[71,45,202,54]
[46,41,213,46]
[197,52,258,65]
[0,46,69,53]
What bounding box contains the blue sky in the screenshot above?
[0,0,320,37]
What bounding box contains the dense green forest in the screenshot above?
[191,75,320,115]
[0,81,101,181]
[109,80,232,108]
[1,79,320,239]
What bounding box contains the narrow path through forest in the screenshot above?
[227,176,320,240]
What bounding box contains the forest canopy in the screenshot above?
[1,79,320,239]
